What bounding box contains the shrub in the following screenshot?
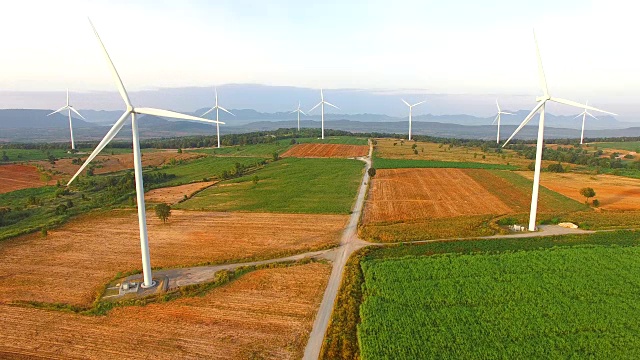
[592,199,600,207]
[41,228,47,237]
[528,162,536,171]
[252,175,259,185]
[579,187,596,204]
[155,203,171,223]
[368,167,377,177]
[272,152,280,161]
[547,163,565,173]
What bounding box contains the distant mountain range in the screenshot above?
[0,108,638,143]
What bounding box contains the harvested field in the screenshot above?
[518,171,640,210]
[362,168,512,224]
[145,181,216,204]
[0,210,347,306]
[36,150,203,176]
[0,262,330,360]
[0,164,55,193]
[282,143,369,158]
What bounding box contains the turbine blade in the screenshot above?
[66,89,69,106]
[587,112,598,120]
[299,110,307,116]
[550,98,617,116]
[67,111,130,185]
[412,100,426,107]
[401,99,410,107]
[201,107,216,117]
[324,101,339,109]
[501,111,514,115]
[47,105,68,116]
[136,108,225,124]
[69,106,86,120]
[503,101,546,147]
[496,99,501,112]
[320,88,324,101]
[492,114,499,125]
[573,113,583,119]
[88,18,132,107]
[308,102,322,112]
[533,30,549,97]
[218,106,235,116]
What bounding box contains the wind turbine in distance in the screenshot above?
[201,88,235,148]
[68,19,224,289]
[401,99,425,141]
[502,30,616,231]
[575,101,598,145]
[290,101,306,131]
[309,89,339,139]
[492,99,514,144]
[47,89,86,150]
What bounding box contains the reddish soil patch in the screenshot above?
[518,171,640,211]
[36,150,203,176]
[363,168,512,224]
[145,181,216,204]
[0,263,330,360]
[282,144,369,158]
[0,164,54,193]
[0,210,347,306]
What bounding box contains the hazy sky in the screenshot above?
[1,0,638,106]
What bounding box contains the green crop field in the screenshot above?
[176,157,364,214]
[145,155,266,186]
[189,142,293,158]
[0,147,137,163]
[595,141,640,152]
[373,157,517,170]
[295,136,369,145]
[358,239,640,359]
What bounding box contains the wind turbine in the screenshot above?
[201,88,235,148]
[309,89,339,139]
[575,101,598,145]
[67,19,224,289]
[492,100,514,144]
[502,31,616,231]
[401,99,425,141]
[47,89,86,150]
[290,101,307,131]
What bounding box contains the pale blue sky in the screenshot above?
[0,0,637,109]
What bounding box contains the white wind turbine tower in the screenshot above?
[575,101,598,145]
[290,101,306,131]
[401,99,425,141]
[47,89,86,150]
[309,89,339,139]
[492,99,514,144]
[201,88,235,148]
[67,19,224,289]
[502,31,616,231]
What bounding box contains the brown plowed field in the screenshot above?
[36,150,203,176]
[0,262,330,360]
[518,172,640,210]
[363,168,512,223]
[0,164,55,193]
[0,210,347,306]
[145,181,216,204]
[281,143,369,158]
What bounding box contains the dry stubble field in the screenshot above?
[36,150,203,176]
[281,143,369,158]
[145,181,217,204]
[0,262,330,360]
[0,164,55,193]
[0,210,347,306]
[362,168,512,224]
[518,171,640,210]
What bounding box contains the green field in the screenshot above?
[177,157,364,214]
[357,235,640,359]
[295,136,369,145]
[595,141,640,152]
[189,142,293,158]
[146,155,266,186]
[373,157,517,170]
[0,147,138,163]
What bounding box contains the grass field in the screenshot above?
[0,147,133,163]
[0,209,347,306]
[146,155,265,186]
[177,157,364,214]
[359,244,640,359]
[373,157,517,170]
[190,142,294,158]
[0,262,330,360]
[594,141,640,152]
[282,143,369,158]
